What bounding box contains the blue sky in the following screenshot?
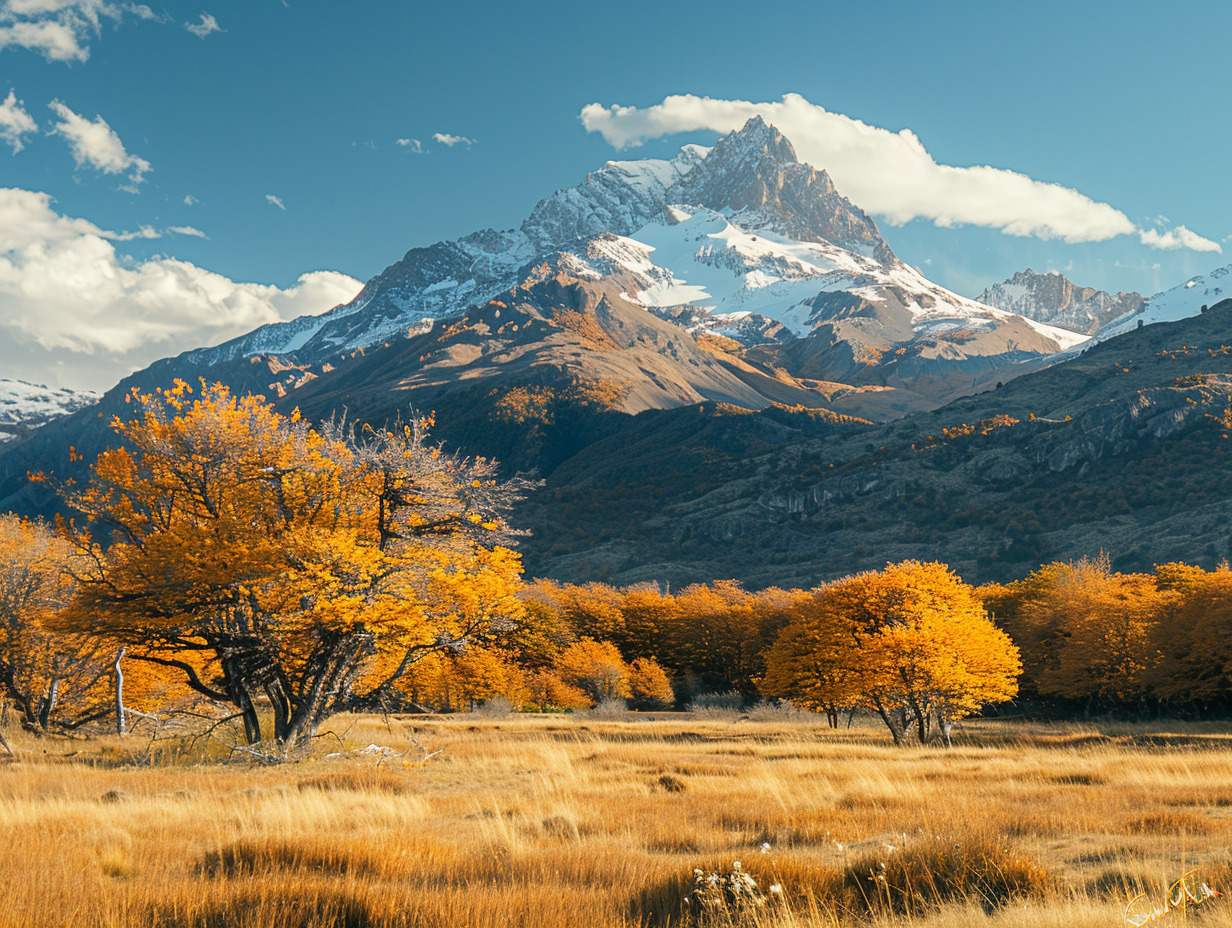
[1,0,1229,390]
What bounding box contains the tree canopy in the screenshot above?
[52,382,531,746]
[761,561,1020,744]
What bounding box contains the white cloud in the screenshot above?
[0,187,361,388]
[396,137,424,154]
[184,11,221,38]
[183,193,199,206]
[265,193,285,210]
[432,132,474,148]
[47,99,150,185]
[109,223,157,240]
[0,1,154,63]
[580,93,1218,254]
[1138,225,1222,253]
[167,224,206,238]
[0,89,37,153]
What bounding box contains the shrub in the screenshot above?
[836,836,1049,916]
[688,691,744,717]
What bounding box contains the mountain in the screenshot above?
[0,380,99,443]
[170,117,1080,416]
[0,116,1088,534]
[514,298,1232,589]
[976,268,1144,334]
[1090,263,1232,342]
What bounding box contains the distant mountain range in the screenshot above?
[159,116,1084,419]
[4,118,1232,587]
[0,380,99,443]
[976,268,1144,334]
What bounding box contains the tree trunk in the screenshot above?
[220,655,263,744]
[114,648,127,736]
[276,628,373,746]
[37,677,61,730]
[872,696,905,745]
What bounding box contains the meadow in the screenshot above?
[3,711,1232,928]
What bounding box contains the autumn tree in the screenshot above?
[524,668,591,712]
[763,562,1020,745]
[0,514,126,732]
[399,647,529,712]
[994,556,1170,709]
[53,382,531,746]
[628,657,674,710]
[666,581,800,695]
[1150,565,1232,709]
[556,638,631,704]
[760,589,866,727]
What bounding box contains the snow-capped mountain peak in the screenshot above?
[170,115,1088,407]
[1092,263,1231,343]
[977,268,1144,335]
[0,379,100,442]
[668,116,891,259]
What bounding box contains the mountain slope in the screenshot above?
[1092,263,1232,342]
[977,268,1144,334]
[515,300,1232,588]
[0,116,1093,543]
[0,380,99,443]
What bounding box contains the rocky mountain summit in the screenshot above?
[0,117,1094,539]
[976,268,1144,334]
[170,117,1081,420]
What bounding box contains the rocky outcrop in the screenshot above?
[977,268,1144,334]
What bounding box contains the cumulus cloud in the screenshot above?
[265,193,285,210]
[0,187,361,387]
[167,224,206,238]
[47,99,150,185]
[395,137,424,154]
[183,193,198,206]
[0,1,155,63]
[580,93,1219,254]
[184,11,220,38]
[1138,225,1222,253]
[432,132,474,148]
[0,89,36,152]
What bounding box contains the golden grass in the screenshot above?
[4,714,1232,927]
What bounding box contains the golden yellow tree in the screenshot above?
[0,514,117,732]
[52,382,531,746]
[628,657,674,709]
[759,588,865,727]
[763,562,1020,744]
[999,557,1169,708]
[399,647,529,712]
[1150,565,1232,707]
[556,638,630,704]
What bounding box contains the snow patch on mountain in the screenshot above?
[585,208,1087,350]
[1094,264,1231,342]
[0,379,100,442]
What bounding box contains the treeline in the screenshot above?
[404,554,1232,730]
[984,555,1232,716]
[3,381,1229,752]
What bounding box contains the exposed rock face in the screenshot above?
[668,115,892,260]
[522,145,708,250]
[977,268,1144,334]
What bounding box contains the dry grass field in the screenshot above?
[4,711,1232,927]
